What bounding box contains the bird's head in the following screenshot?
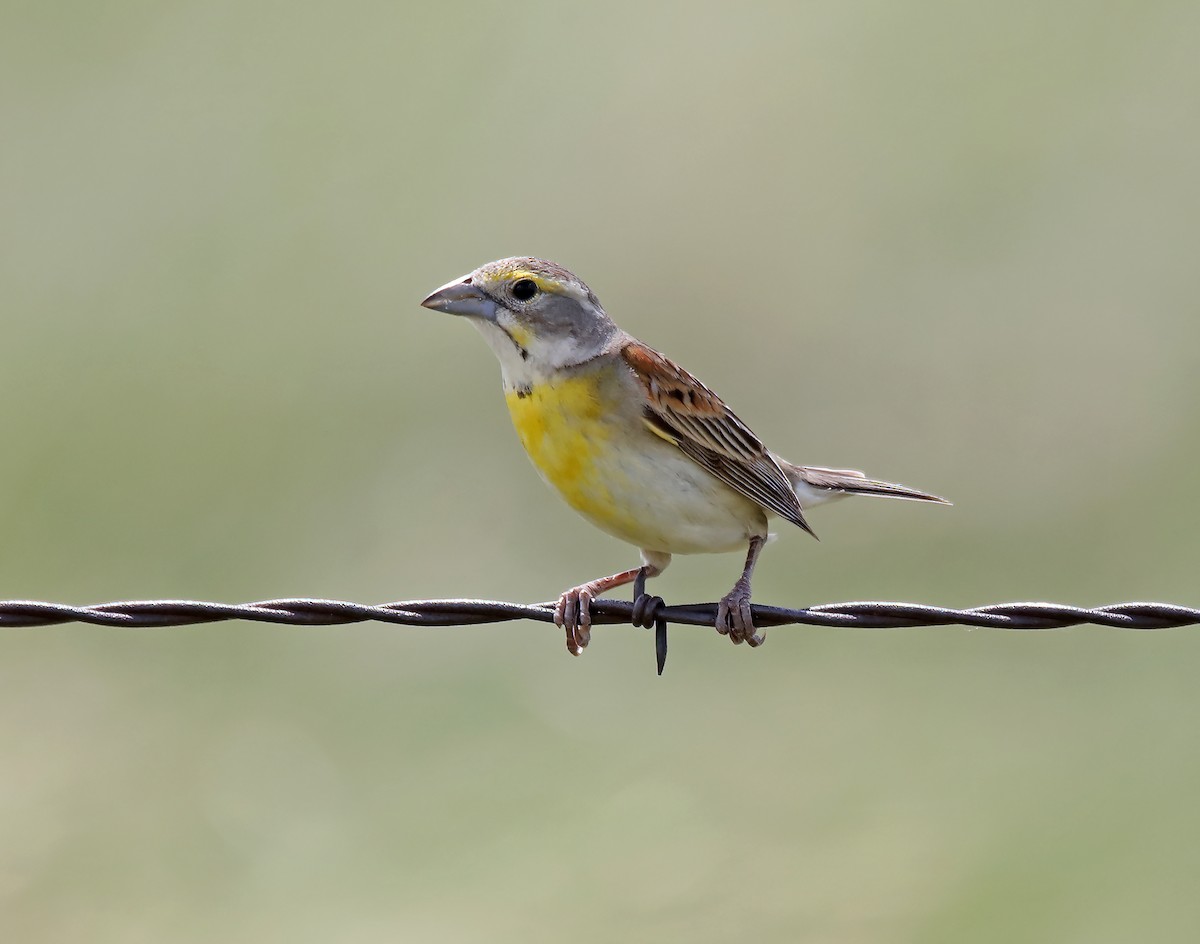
[420,257,618,373]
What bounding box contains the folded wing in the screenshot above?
[620,340,815,537]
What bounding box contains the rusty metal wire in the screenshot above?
[3,596,1198,630]
[4,594,1195,676]
[3,595,1196,673]
[2,594,1196,638]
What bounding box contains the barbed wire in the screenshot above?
[2,596,1196,673]
[4,596,1198,630]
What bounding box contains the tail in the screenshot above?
[780,462,951,508]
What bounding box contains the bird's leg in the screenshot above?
[716,535,767,647]
[556,555,668,655]
[555,568,642,656]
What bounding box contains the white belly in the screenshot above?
[562,431,768,555]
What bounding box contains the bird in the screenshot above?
[420,257,948,656]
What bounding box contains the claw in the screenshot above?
[555,586,594,655]
[577,589,593,648]
[715,599,731,636]
[715,582,764,648]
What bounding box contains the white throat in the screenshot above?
[470,320,541,387]
[469,319,621,388]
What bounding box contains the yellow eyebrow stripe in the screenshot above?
[495,269,565,295]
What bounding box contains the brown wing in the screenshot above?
[620,340,815,536]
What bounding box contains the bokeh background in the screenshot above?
[3,2,1199,941]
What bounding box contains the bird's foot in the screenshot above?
[554,585,596,655]
[554,565,662,657]
[715,580,764,647]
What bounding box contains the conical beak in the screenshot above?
[419,276,496,321]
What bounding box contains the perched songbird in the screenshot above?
[421,258,948,655]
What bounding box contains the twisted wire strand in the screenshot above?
[1,597,1197,631]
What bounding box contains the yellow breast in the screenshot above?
[505,374,616,516]
[502,369,764,554]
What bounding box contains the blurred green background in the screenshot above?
[3,1,1199,941]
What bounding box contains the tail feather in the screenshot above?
[782,463,951,507]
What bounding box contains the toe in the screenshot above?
[738,600,755,642]
[577,590,593,649]
[557,589,585,656]
[715,600,731,637]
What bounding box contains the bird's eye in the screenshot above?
[511,279,538,301]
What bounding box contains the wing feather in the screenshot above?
[621,341,814,536]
